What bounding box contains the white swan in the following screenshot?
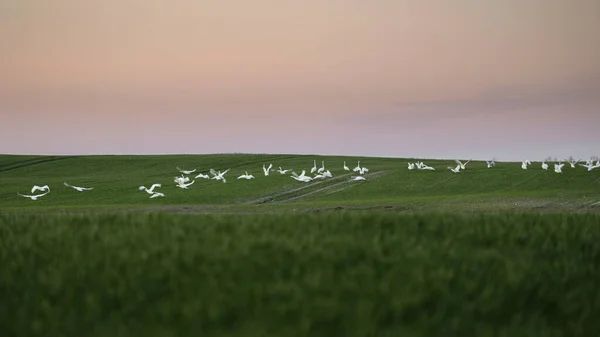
[237,171,255,180]
[353,161,361,172]
[149,192,165,198]
[210,168,230,183]
[486,160,495,168]
[293,170,303,177]
[455,159,471,170]
[541,162,548,170]
[263,163,273,176]
[174,175,190,184]
[317,161,325,174]
[291,170,313,182]
[554,163,564,173]
[408,163,415,170]
[579,162,600,171]
[276,167,292,174]
[448,164,461,173]
[291,175,313,182]
[567,159,579,168]
[343,161,350,171]
[310,160,317,174]
[350,176,366,181]
[139,183,162,194]
[64,182,93,191]
[176,180,195,189]
[194,173,210,179]
[418,163,435,171]
[31,185,50,194]
[17,191,49,200]
[176,167,196,175]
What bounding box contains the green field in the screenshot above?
[1,154,599,212]
[1,154,600,336]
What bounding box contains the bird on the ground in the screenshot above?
[418,163,435,170]
[541,162,549,170]
[276,167,292,174]
[237,171,255,180]
[291,170,313,182]
[317,161,325,174]
[343,161,350,171]
[486,160,495,168]
[310,160,317,174]
[149,192,165,198]
[408,163,415,170]
[263,164,273,176]
[350,176,366,181]
[554,163,565,173]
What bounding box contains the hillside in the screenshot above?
[2,155,600,336]
[1,154,599,212]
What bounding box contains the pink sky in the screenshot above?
[1,0,599,160]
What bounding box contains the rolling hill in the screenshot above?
[1,154,598,213]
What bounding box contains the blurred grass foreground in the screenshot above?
[1,211,600,336]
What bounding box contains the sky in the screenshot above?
[1,0,599,160]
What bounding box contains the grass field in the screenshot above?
[1,154,599,212]
[1,154,600,336]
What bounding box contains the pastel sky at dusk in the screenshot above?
[1,0,599,160]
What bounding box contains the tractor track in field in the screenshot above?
[280,171,389,203]
[0,156,75,173]
[242,170,390,204]
[240,173,355,204]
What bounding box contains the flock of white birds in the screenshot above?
[408,158,600,175]
[134,160,370,199]
[16,157,599,200]
[16,160,369,200]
